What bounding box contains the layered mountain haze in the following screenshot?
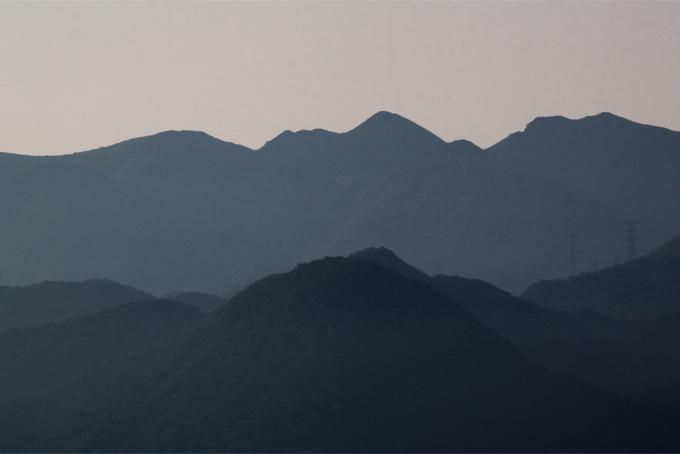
[39,256,677,451]
[353,247,680,393]
[0,111,678,296]
[0,280,151,332]
[3,2,679,450]
[523,234,680,320]
[0,249,679,450]
[0,299,205,450]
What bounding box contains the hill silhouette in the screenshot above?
[488,112,680,229]
[0,299,204,448]
[523,235,680,319]
[0,111,678,294]
[0,279,152,332]
[39,256,677,451]
[352,247,680,393]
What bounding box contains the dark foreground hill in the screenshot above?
[39,257,676,451]
[0,300,204,449]
[352,247,680,394]
[0,279,152,332]
[0,111,678,295]
[522,235,680,319]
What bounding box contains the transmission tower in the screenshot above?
[568,233,578,277]
[625,221,638,260]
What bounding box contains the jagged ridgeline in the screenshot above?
[0,111,679,295]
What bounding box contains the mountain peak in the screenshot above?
[578,112,640,128]
[448,139,483,153]
[152,129,213,138]
[355,111,423,130]
[349,247,430,283]
[78,129,251,157]
[524,115,571,131]
[364,110,407,123]
[587,111,626,121]
[137,129,237,147]
[260,127,337,151]
[348,111,445,145]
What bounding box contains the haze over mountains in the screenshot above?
[354,246,680,393]
[0,254,674,451]
[0,111,679,296]
[524,234,680,320]
[0,299,205,449]
[0,280,151,332]
[0,245,679,450]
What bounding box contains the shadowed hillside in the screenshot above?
[522,234,680,319]
[0,280,152,332]
[352,247,680,393]
[0,300,204,449]
[37,257,677,452]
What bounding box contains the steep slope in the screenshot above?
[0,300,204,448]
[45,257,675,451]
[353,247,680,393]
[522,241,680,319]
[0,279,152,332]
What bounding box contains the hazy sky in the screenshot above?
[1,1,679,155]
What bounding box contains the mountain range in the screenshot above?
[353,247,680,393]
[0,111,678,296]
[12,254,677,451]
[1,247,679,450]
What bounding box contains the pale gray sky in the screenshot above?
[1,0,679,155]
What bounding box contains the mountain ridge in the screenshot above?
[39,254,678,451]
[9,110,677,159]
[0,110,678,294]
[352,246,680,393]
[522,237,680,320]
[0,279,153,332]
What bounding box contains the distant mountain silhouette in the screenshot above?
[353,247,680,393]
[0,111,678,294]
[0,299,204,448]
[489,112,680,230]
[523,235,680,319]
[38,256,677,451]
[0,279,152,332]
